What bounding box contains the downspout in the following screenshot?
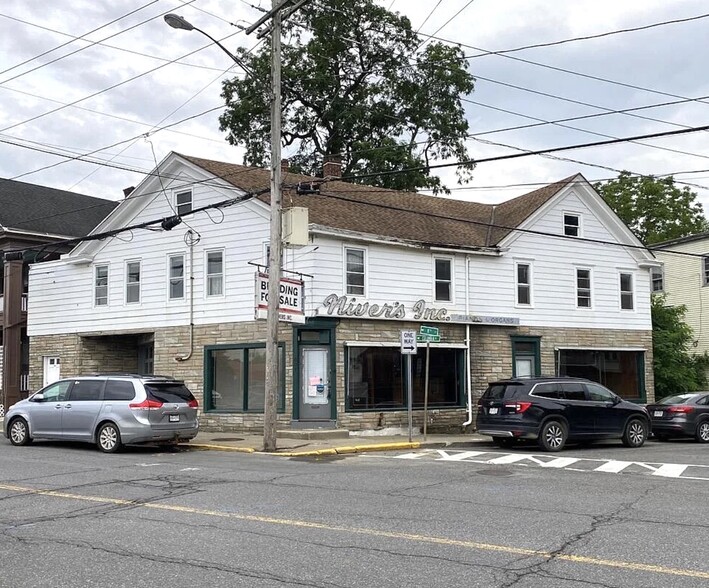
[463,255,473,427]
[176,230,195,362]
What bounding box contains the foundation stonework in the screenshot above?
[29,320,654,433]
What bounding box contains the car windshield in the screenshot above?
[145,382,195,404]
[658,394,698,405]
[483,384,521,401]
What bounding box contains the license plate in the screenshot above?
[169,414,180,422]
[489,407,499,415]
[653,411,663,417]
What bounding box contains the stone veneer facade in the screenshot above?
[29,320,654,433]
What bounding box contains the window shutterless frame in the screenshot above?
[703,255,709,286]
[433,256,453,303]
[515,261,532,306]
[575,267,592,308]
[167,254,185,300]
[344,246,366,296]
[125,260,141,304]
[175,189,192,216]
[205,249,224,297]
[619,271,634,310]
[651,267,664,293]
[563,212,581,237]
[94,264,109,306]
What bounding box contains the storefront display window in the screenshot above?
[558,349,644,401]
[204,344,285,412]
[346,346,464,410]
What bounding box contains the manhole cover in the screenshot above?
[476,468,515,477]
[211,437,245,442]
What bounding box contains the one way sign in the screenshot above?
[400,330,417,354]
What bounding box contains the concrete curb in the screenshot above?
[182,438,486,456]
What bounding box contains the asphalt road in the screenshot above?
[0,438,708,588]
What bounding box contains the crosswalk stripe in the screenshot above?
[594,460,634,473]
[652,464,689,478]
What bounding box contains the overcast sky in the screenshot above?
[1,0,708,209]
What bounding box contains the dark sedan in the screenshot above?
[647,393,709,443]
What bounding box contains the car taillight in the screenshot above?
[188,399,198,408]
[668,405,694,413]
[504,401,532,413]
[129,399,164,410]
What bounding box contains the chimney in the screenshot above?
[322,156,342,178]
[123,186,135,198]
[281,159,289,174]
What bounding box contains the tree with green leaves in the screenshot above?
[652,295,709,399]
[218,0,475,193]
[595,171,709,245]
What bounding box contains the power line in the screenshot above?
[330,123,709,184]
[0,1,160,77]
[0,29,242,134]
[0,1,198,87]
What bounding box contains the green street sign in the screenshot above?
[416,334,441,343]
[420,325,439,337]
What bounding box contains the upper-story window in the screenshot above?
[576,268,592,308]
[169,254,185,300]
[206,250,224,296]
[564,213,580,237]
[175,189,192,216]
[516,262,531,306]
[345,247,366,295]
[434,257,452,302]
[620,272,634,310]
[703,256,709,286]
[651,267,664,293]
[95,265,108,306]
[126,261,141,304]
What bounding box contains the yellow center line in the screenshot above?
[1,482,707,580]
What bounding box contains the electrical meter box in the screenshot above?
[282,206,309,247]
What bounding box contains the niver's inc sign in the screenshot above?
[319,294,519,326]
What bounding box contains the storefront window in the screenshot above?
[557,349,644,401]
[204,344,285,412]
[346,346,464,410]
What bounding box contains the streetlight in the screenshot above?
[165,11,284,452]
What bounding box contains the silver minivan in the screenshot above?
[2,374,199,452]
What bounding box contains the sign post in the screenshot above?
[417,326,440,441]
[400,330,417,442]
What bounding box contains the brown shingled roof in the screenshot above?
[179,153,577,249]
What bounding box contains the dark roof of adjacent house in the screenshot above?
[0,178,118,238]
[649,232,709,249]
[179,153,579,249]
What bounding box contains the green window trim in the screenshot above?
[203,342,286,413]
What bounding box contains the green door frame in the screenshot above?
[510,335,541,377]
[292,319,338,421]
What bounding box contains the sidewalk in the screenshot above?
[185,430,488,457]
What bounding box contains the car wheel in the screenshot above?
[8,417,32,446]
[622,418,647,448]
[96,423,122,453]
[695,421,709,443]
[538,420,567,452]
[493,436,515,449]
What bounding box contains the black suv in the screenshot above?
[476,376,649,451]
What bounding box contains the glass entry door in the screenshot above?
[300,346,331,421]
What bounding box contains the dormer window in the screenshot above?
[176,190,192,216]
[563,213,580,237]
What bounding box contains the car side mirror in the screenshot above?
[612,396,622,405]
[31,393,45,402]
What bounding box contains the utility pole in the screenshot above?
[246,0,310,452]
[262,1,283,453]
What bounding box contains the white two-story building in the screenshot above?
[27,152,658,432]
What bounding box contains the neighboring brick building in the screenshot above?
[27,153,658,433]
[0,178,116,415]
